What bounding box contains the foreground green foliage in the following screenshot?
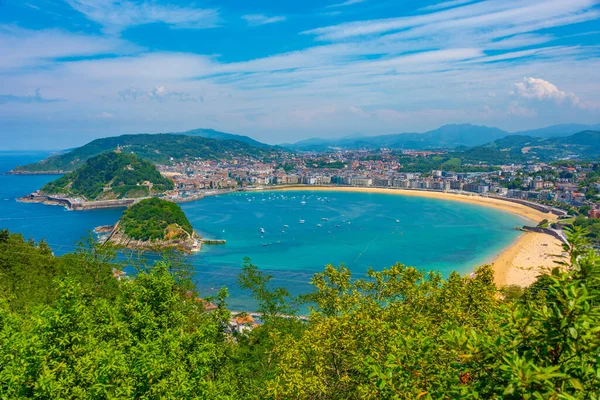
[571,216,600,247]
[119,197,194,241]
[41,152,173,200]
[0,227,598,399]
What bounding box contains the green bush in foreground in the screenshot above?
[0,227,598,399]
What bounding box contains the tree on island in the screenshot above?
[118,197,194,242]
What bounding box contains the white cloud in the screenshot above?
[119,86,200,102]
[89,111,114,119]
[65,0,219,34]
[508,102,537,117]
[0,88,60,104]
[0,25,135,70]
[326,0,368,9]
[419,0,478,12]
[305,0,598,41]
[511,77,580,105]
[242,14,287,27]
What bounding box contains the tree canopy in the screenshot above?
[0,227,598,398]
[41,152,174,200]
[118,197,194,241]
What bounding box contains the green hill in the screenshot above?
[462,130,600,162]
[118,197,193,241]
[182,128,271,148]
[12,133,279,173]
[41,152,174,200]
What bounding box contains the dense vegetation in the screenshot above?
[571,216,600,247]
[468,130,600,163]
[306,159,346,169]
[13,133,279,173]
[0,227,598,398]
[118,197,194,241]
[41,152,173,200]
[396,154,498,173]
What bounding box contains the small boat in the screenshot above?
[260,228,265,234]
[347,222,351,224]
[321,217,328,221]
[283,224,289,228]
[301,201,306,204]
[396,219,400,223]
[299,219,305,224]
[317,224,322,227]
[336,224,340,227]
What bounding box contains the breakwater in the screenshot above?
[19,194,138,210]
[522,226,568,244]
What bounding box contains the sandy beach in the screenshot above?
[490,232,564,287]
[268,185,555,223]
[265,185,562,286]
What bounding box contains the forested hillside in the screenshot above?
[0,227,598,398]
[41,152,173,200]
[12,133,279,173]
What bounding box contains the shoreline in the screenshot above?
[23,184,564,287]
[258,185,562,287]
[262,185,556,223]
[488,231,563,287]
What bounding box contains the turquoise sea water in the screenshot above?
[0,152,528,309]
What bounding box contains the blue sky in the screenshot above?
[1,0,599,149]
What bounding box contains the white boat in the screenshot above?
[301,201,306,204]
[283,224,289,228]
[260,228,265,234]
[317,224,322,227]
[299,219,305,224]
[396,219,400,223]
[321,217,328,221]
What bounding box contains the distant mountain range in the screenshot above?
[181,128,272,149]
[283,123,600,151]
[10,123,600,173]
[12,132,279,173]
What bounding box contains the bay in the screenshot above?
[0,152,526,310]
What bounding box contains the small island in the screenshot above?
[100,197,203,253]
[20,151,174,209]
